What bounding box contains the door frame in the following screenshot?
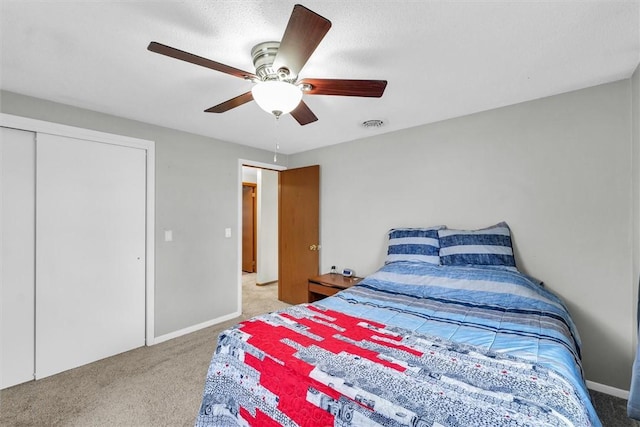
[0,113,156,345]
[237,159,286,313]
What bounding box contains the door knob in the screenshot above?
[309,244,321,251]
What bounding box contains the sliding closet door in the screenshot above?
[1,127,36,389]
[35,133,146,379]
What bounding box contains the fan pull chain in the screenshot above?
[273,113,281,163]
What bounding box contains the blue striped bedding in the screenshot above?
[317,261,600,425]
[197,261,600,426]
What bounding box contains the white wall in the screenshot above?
[256,169,278,284]
[290,80,634,390]
[0,90,285,339]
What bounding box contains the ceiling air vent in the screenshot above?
[362,119,384,128]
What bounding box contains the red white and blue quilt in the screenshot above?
[196,262,601,426]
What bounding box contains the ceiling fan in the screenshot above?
[148,4,387,125]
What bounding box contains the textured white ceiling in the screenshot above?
[1,1,639,154]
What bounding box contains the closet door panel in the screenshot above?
[35,133,146,379]
[0,127,36,389]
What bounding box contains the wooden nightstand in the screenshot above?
[308,273,362,302]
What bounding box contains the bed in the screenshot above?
[196,223,601,426]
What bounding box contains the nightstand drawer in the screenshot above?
[308,273,362,302]
[308,282,342,298]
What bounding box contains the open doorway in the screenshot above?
[240,164,283,315]
[242,165,279,285]
[237,160,320,313]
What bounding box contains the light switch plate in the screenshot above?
[164,230,172,242]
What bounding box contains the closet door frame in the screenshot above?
[0,113,157,345]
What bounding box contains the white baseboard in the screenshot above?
[587,380,630,400]
[150,311,242,345]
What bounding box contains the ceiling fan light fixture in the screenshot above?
[251,81,303,116]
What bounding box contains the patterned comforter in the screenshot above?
[196,262,601,426]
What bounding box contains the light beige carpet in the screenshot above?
[0,274,289,427]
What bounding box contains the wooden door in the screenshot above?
[35,133,146,379]
[242,183,256,273]
[278,165,320,304]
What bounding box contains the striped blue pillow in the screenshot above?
[386,227,444,265]
[438,222,517,270]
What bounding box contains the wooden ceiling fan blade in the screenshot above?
[205,92,254,113]
[290,101,318,125]
[272,5,331,77]
[148,42,256,80]
[299,78,388,97]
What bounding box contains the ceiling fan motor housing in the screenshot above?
[251,41,293,82]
